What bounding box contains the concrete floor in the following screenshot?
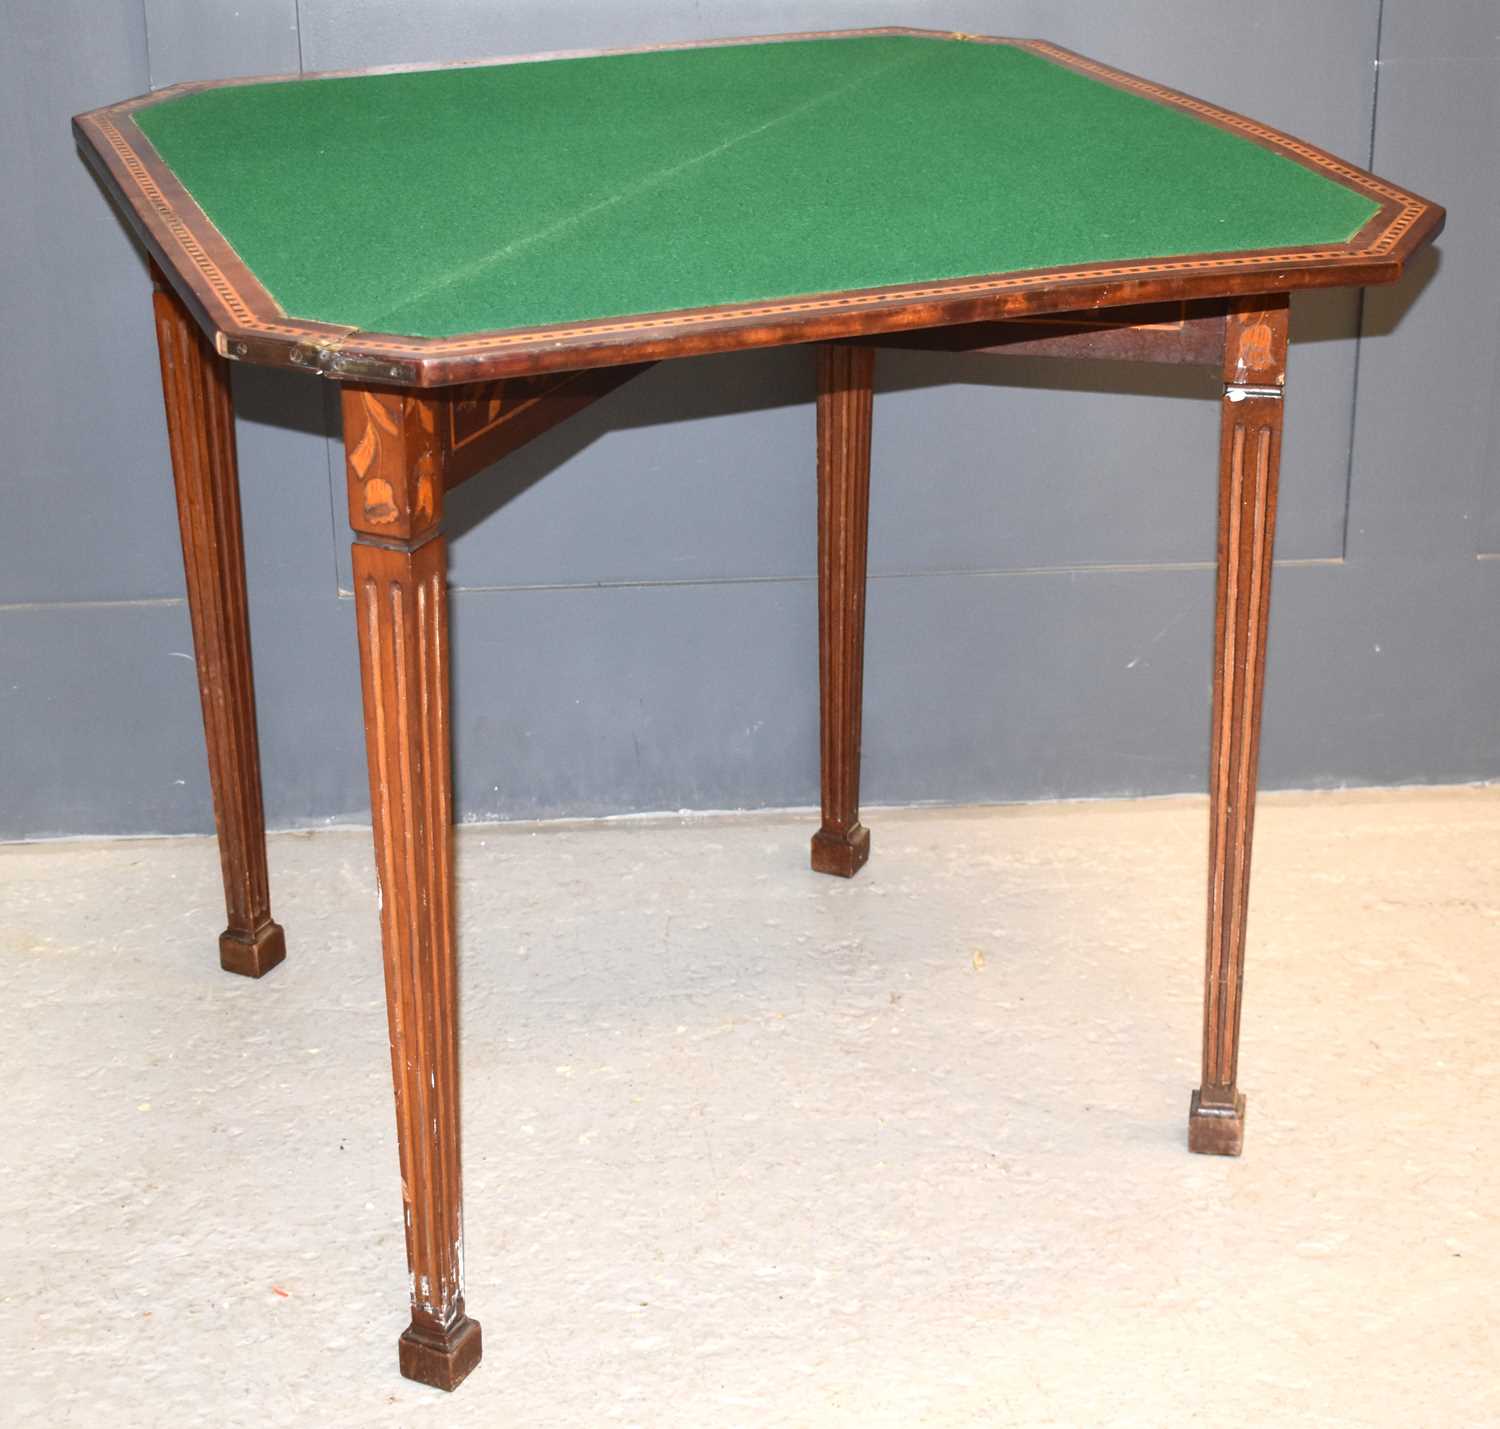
[2,787,1496,1427]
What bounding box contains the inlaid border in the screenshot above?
[73,27,1444,388]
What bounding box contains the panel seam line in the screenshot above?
[352,44,942,337]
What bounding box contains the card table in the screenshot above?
[74,28,1442,1391]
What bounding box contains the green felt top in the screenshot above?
[135,35,1379,340]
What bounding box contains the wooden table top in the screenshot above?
[74,28,1442,387]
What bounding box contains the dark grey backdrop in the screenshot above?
[2,0,1495,839]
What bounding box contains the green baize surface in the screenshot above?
[136,36,1380,339]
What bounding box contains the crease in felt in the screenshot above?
[356,45,942,336]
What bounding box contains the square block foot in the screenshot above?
[1188,1090,1246,1156]
[399,1314,483,1392]
[219,921,286,978]
[810,823,871,878]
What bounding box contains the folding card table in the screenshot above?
[74,28,1442,1391]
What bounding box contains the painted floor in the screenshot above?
[2,787,1496,1427]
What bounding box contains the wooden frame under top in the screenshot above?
[74,26,1443,388]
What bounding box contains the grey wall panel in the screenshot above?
[229,366,344,596]
[869,358,1225,574]
[1483,325,1500,557]
[1256,561,1499,789]
[1325,16,1500,787]
[237,581,366,831]
[0,601,212,837]
[226,366,369,828]
[860,566,1216,806]
[1381,0,1498,60]
[1,0,172,606]
[143,0,300,87]
[449,580,819,819]
[1346,58,1497,566]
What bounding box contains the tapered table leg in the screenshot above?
[811,344,876,878]
[1189,295,1290,1157]
[343,385,481,1391]
[151,264,285,977]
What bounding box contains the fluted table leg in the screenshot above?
[151,264,285,977]
[1190,295,1289,1157]
[343,384,480,1390]
[811,344,876,878]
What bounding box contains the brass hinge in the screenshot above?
[287,343,418,384]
